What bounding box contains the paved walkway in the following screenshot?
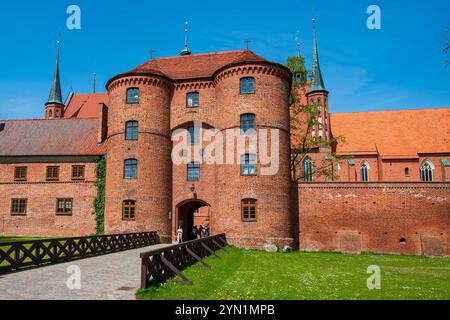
[0,244,170,300]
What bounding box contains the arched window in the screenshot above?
[240,77,255,94]
[240,113,255,134]
[360,162,370,182]
[187,162,200,181]
[187,126,200,145]
[186,92,199,107]
[122,200,136,221]
[241,154,256,176]
[49,110,53,118]
[124,159,137,179]
[126,88,139,104]
[302,156,313,182]
[125,121,138,140]
[241,199,257,221]
[420,160,434,182]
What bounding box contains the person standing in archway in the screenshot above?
[177,226,183,243]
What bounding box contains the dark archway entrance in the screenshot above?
[177,200,210,242]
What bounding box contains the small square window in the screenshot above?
[127,88,139,104]
[123,200,136,220]
[241,199,257,221]
[186,92,199,108]
[72,165,85,180]
[46,166,60,181]
[14,167,27,181]
[56,198,73,215]
[124,159,138,179]
[11,199,27,215]
[187,162,200,181]
[240,77,255,94]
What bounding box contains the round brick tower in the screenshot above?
[213,62,294,248]
[105,74,173,241]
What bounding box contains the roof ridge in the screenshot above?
[0,117,99,122]
[331,107,450,115]
[151,50,248,61]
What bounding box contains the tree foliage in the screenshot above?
[93,156,106,235]
[287,56,346,182]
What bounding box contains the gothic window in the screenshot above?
[240,77,255,94]
[187,162,200,181]
[122,200,136,220]
[11,199,27,215]
[125,121,138,140]
[302,156,313,182]
[240,113,255,134]
[187,126,200,145]
[241,154,256,176]
[420,160,433,182]
[241,199,257,221]
[360,162,369,182]
[126,88,139,104]
[56,198,73,215]
[186,92,199,107]
[124,159,138,179]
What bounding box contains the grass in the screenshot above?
[136,246,450,300]
[0,237,47,243]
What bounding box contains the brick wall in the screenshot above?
[0,181,96,237]
[297,182,450,257]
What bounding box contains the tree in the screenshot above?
[287,56,346,183]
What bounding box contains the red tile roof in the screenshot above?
[331,108,450,158]
[107,50,283,85]
[64,93,109,119]
[0,118,105,156]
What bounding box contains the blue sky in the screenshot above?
[0,0,448,119]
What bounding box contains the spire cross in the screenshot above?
[244,39,252,50]
[93,72,96,94]
[149,48,156,59]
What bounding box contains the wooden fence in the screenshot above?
[0,231,159,274]
[140,233,228,289]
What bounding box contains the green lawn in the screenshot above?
[136,246,450,300]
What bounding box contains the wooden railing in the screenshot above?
[140,233,228,289]
[0,231,159,274]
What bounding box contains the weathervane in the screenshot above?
[149,48,156,59]
[180,20,191,56]
[296,30,301,57]
[244,39,252,50]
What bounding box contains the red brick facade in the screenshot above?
[297,182,450,257]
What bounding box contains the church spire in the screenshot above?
[46,40,63,106]
[308,18,327,93]
[45,40,64,119]
[180,20,191,56]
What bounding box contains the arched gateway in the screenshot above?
[175,199,211,242]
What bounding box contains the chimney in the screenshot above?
[97,103,108,144]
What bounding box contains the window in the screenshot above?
[14,167,27,181]
[122,200,136,220]
[240,77,255,94]
[420,161,433,182]
[46,166,60,181]
[126,88,139,104]
[187,162,200,181]
[11,199,27,215]
[56,198,73,215]
[125,121,138,140]
[240,113,255,134]
[72,165,85,180]
[360,162,369,182]
[186,92,199,108]
[187,126,200,145]
[124,159,138,179]
[241,154,256,176]
[405,167,410,177]
[241,199,257,221]
[302,156,313,182]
